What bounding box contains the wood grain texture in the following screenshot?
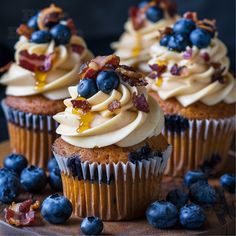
[0,141,235,235]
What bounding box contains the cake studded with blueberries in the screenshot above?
[0,4,93,168]
[52,55,172,220]
[111,0,178,73]
[146,12,236,176]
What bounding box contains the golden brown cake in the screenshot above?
[52,55,172,220]
[146,12,236,176]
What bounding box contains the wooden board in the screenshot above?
[0,141,235,235]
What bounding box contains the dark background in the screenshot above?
[0,0,235,141]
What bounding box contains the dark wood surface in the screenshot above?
[0,141,235,235]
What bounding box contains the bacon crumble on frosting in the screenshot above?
[108,99,121,112]
[71,99,91,113]
[132,93,150,113]
[16,24,34,38]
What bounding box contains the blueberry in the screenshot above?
[81,216,104,235]
[166,189,189,208]
[173,19,196,35]
[168,34,190,52]
[20,165,47,193]
[180,203,206,229]
[184,170,207,187]
[190,28,211,49]
[0,169,21,203]
[77,78,98,98]
[4,153,28,175]
[138,0,150,8]
[146,201,178,229]
[50,24,72,45]
[27,15,38,30]
[189,181,217,206]
[31,30,52,44]
[49,168,62,192]
[96,70,120,94]
[41,194,73,224]
[220,173,236,193]
[160,35,172,47]
[146,6,164,23]
[47,158,59,172]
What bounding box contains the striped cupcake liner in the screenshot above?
[1,100,58,168]
[54,144,172,221]
[163,115,236,177]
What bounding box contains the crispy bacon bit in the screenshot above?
[183,11,198,21]
[16,24,34,38]
[211,66,226,84]
[108,100,121,112]
[149,63,167,77]
[132,93,150,113]
[147,71,158,80]
[170,64,186,76]
[129,7,145,31]
[19,50,53,72]
[66,18,77,35]
[201,52,210,62]
[71,44,85,54]
[4,199,40,227]
[197,19,216,33]
[91,55,120,69]
[183,47,193,59]
[160,0,177,18]
[71,99,91,113]
[0,62,13,73]
[159,27,173,38]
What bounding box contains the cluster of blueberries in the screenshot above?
[77,70,120,99]
[27,14,72,45]
[146,170,236,230]
[160,18,214,52]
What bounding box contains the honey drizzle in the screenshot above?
[156,77,163,87]
[132,33,141,57]
[34,70,47,90]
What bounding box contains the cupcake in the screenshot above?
[1,4,93,168]
[147,12,236,176]
[111,0,178,73]
[52,55,172,220]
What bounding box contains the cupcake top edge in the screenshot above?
[147,11,236,107]
[0,4,93,100]
[53,55,165,148]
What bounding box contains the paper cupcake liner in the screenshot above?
[163,115,236,177]
[54,144,172,221]
[1,100,58,168]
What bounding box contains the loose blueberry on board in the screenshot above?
[220,173,236,193]
[20,165,47,193]
[41,194,73,224]
[50,24,72,45]
[4,153,28,175]
[190,28,211,49]
[189,181,217,206]
[49,168,63,191]
[0,169,21,203]
[96,70,120,94]
[179,203,206,229]
[81,216,104,235]
[146,6,164,23]
[146,201,178,229]
[168,34,190,52]
[173,19,196,35]
[47,158,59,172]
[184,170,208,187]
[77,78,98,99]
[160,35,172,47]
[27,15,39,30]
[166,189,189,208]
[31,30,52,44]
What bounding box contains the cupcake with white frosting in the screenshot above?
[52,55,172,220]
[147,12,236,176]
[111,0,178,73]
[1,4,93,168]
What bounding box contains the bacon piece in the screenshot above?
[0,62,13,73]
[159,27,173,38]
[108,100,121,112]
[129,7,145,31]
[67,18,77,35]
[211,66,225,84]
[183,11,198,21]
[4,199,40,227]
[201,52,210,62]
[149,64,167,77]
[16,24,34,38]
[160,0,177,18]
[90,55,120,70]
[170,64,186,76]
[71,99,91,113]
[19,50,53,72]
[132,93,150,113]
[71,44,85,54]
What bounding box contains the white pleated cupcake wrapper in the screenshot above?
[163,115,236,176]
[54,144,172,182]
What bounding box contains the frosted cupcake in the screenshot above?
[1,4,93,168]
[147,12,236,176]
[111,0,178,73]
[53,55,172,220]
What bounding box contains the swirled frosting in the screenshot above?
[147,39,236,107]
